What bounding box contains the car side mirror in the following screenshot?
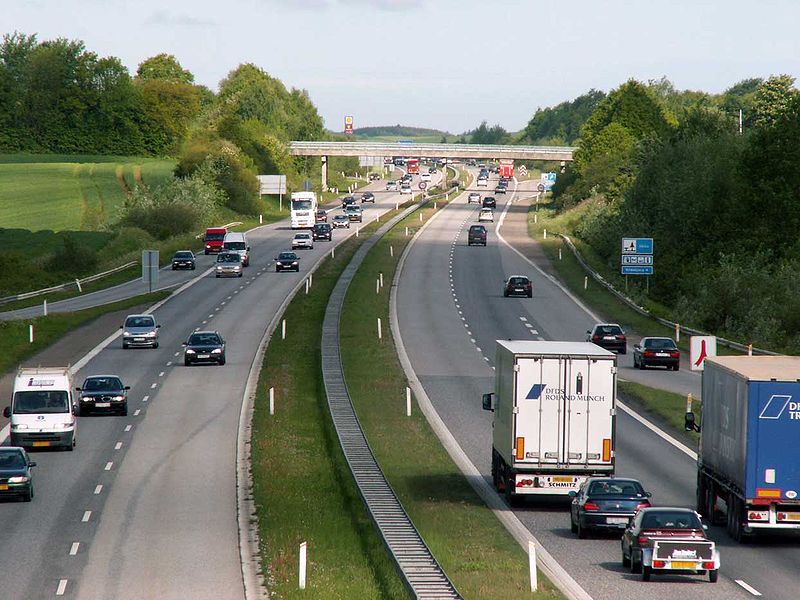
[182,343,187,347]
[247,246,251,251]
[75,387,82,392]
[29,461,36,468]
[71,405,77,416]
[645,491,652,498]
[702,524,709,531]
[3,406,10,418]
[482,392,496,412]
[568,490,577,498]
[119,325,123,329]
[124,386,131,391]
[156,324,161,329]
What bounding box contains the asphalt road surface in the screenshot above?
[0,170,439,599]
[396,172,798,599]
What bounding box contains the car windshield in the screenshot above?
[644,338,677,349]
[217,254,240,263]
[83,377,123,391]
[292,199,312,210]
[596,325,622,335]
[588,480,645,496]
[188,333,221,345]
[470,226,484,232]
[125,316,154,328]
[334,216,347,221]
[509,277,529,285]
[641,511,702,530]
[278,253,297,260]
[13,390,69,414]
[205,232,225,241]
[224,241,246,251]
[295,234,310,239]
[174,252,193,259]
[0,451,27,469]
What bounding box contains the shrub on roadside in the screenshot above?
[46,234,99,274]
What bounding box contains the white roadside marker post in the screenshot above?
[379,273,384,288]
[75,279,82,293]
[675,323,680,342]
[390,245,394,258]
[543,229,547,239]
[43,299,47,316]
[406,387,411,417]
[584,276,588,290]
[299,542,307,589]
[377,318,382,340]
[528,541,538,592]
[29,324,34,343]
[558,247,562,260]
[305,279,309,295]
[282,319,287,340]
[269,387,275,415]
[376,278,380,295]
[686,393,693,415]
[259,214,263,224]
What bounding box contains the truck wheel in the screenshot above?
[709,569,719,583]
[706,481,720,525]
[641,565,652,582]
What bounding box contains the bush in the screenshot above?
[101,227,156,259]
[46,234,99,274]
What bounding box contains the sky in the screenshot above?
[4,0,800,134]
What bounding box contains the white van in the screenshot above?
[222,232,250,266]
[4,367,77,451]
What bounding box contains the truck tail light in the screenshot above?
[515,437,525,461]
[602,438,612,462]
[653,560,666,568]
[702,561,715,570]
[750,510,769,521]
[583,501,600,511]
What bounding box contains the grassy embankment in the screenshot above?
[0,291,170,376]
[526,195,708,441]
[339,195,563,597]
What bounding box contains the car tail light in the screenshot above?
[638,535,651,546]
[670,351,680,358]
[635,502,651,510]
[653,560,666,568]
[592,335,600,342]
[583,501,600,511]
[702,561,715,569]
[617,335,626,341]
[644,351,655,357]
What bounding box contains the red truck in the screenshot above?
[499,159,514,179]
[204,227,228,254]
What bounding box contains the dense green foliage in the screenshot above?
[353,125,450,138]
[555,76,800,350]
[522,90,606,144]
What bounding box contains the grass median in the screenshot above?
[250,217,410,599]
[0,290,170,375]
[340,197,563,598]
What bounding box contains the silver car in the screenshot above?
[121,314,160,349]
[291,232,314,250]
[215,252,243,278]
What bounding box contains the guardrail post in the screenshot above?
[75,279,82,293]
[377,317,382,340]
[675,323,680,342]
[748,344,753,356]
[528,541,538,592]
[29,324,34,343]
[282,319,287,340]
[309,273,313,287]
[269,387,275,415]
[43,299,47,316]
[299,542,307,589]
[305,279,310,295]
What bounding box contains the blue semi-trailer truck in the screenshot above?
[686,355,800,541]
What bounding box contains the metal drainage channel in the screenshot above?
[321,199,462,600]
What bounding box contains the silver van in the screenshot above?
[222,232,250,266]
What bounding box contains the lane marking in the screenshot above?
[124,425,132,432]
[69,542,79,556]
[150,383,157,389]
[166,361,172,367]
[158,371,165,377]
[81,511,91,522]
[174,351,180,357]
[735,580,762,596]
[142,395,149,402]
[617,400,697,459]
[202,320,207,324]
[226,295,232,300]
[133,409,141,416]
[519,317,528,322]
[524,323,533,328]
[56,579,68,596]
[114,442,122,450]
[208,314,214,318]
[104,462,113,471]
[221,301,226,306]
[476,346,481,352]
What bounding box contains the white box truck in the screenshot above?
[482,341,616,502]
[3,367,77,450]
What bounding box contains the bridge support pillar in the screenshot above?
[321,155,328,190]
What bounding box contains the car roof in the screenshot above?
[84,374,122,380]
[507,275,529,279]
[125,313,152,319]
[642,337,675,343]
[594,323,621,328]
[639,506,695,514]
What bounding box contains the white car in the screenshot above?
[291,232,314,250]
[478,208,494,222]
[386,180,398,191]
[477,178,488,187]
[468,192,481,204]
[400,184,413,195]
[420,172,431,182]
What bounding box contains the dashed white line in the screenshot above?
[476,346,481,352]
[81,511,91,522]
[484,356,490,361]
[158,371,165,377]
[114,442,123,451]
[166,361,172,367]
[174,351,180,357]
[524,323,533,328]
[226,295,232,300]
[233,290,239,294]
[208,314,214,318]
[104,462,113,471]
[94,484,102,495]
[133,409,141,416]
[142,395,149,402]
[56,579,68,596]
[69,542,79,556]
[215,307,220,311]
[202,320,207,324]
[470,338,476,343]
[124,424,132,432]
[519,317,528,322]
[735,580,762,596]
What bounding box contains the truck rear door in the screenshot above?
[514,356,565,465]
[563,357,615,469]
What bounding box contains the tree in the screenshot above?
[523,89,605,144]
[752,74,798,129]
[136,78,201,155]
[136,53,194,84]
[468,120,509,144]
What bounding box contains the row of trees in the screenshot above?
[552,75,800,350]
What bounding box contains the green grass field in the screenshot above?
[0,154,175,232]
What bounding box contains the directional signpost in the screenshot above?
[620,238,653,275]
[690,335,717,371]
[518,165,528,177]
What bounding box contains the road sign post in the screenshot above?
[142,250,159,293]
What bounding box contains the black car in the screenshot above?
[570,477,651,538]
[275,251,300,272]
[171,250,196,270]
[401,174,413,183]
[361,191,375,203]
[503,275,532,298]
[312,223,332,241]
[482,196,497,209]
[587,323,627,354]
[468,225,487,246]
[0,447,36,502]
[633,337,680,370]
[341,196,357,209]
[76,375,130,416]
[183,330,226,366]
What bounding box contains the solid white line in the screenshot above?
[69,542,79,556]
[104,462,113,471]
[617,401,697,459]
[133,409,141,416]
[94,484,102,494]
[735,580,762,596]
[114,442,122,450]
[56,579,68,595]
[142,395,149,402]
[81,511,91,522]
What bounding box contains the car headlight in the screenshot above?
[146,331,157,337]
[292,261,298,265]
[206,244,212,248]
[11,423,28,430]
[112,395,125,401]
[217,266,223,271]
[8,476,29,483]
[123,331,131,336]
[59,421,74,429]
[185,349,196,354]
[211,348,222,354]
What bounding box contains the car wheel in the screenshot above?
[276,267,280,272]
[620,348,627,355]
[204,250,209,255]
[153,341,159,349]
[22,485,32,502]
[577,519,588,539]
[184,359,192,366]
[122,342,129,349]
[527,291,533,298]
[503,291,509,297]
[191,265,196,270]
[630,552,642,574]
[216,274,220,278]
[121,403,128,416]
[171,266,176,271]
[621,546,631,568]
[673,364,680,371]
[570,514,578,534]
[238,273,243,277]
[219,357,226,366]
[709,569,719,583]
[640,360,646,370]
[642,565,652,582]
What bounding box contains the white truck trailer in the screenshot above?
[482,340,617,502]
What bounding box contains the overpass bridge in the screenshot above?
[288,141,576,188]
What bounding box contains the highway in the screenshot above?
[0,169,439,599]
[395,171,800,599]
